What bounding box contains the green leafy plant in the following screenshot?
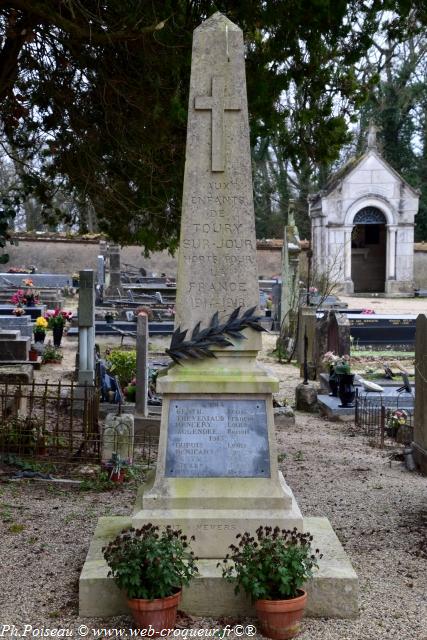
[103,524,198,600]
[220,526,321,601]
[107,350,137,387]
[42,343,63,364]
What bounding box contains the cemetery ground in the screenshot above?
[0,322,426,640]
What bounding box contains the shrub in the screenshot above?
[107,350,136,387]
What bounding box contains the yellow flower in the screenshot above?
[35,316,48,329]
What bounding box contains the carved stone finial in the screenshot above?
[367,121,379,149]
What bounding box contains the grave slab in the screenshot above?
[0,336,30,361]
[79,516,358,619]
[0,316,32,338]
[0,364,33,384]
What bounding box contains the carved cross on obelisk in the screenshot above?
[195,76,241,172]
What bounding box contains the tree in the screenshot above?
[0,1,420,253]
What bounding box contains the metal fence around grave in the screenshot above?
[354,388,414,448]
[0,381,101,462]
[0,381,159,471]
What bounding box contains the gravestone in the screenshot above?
[0,316,32,338]
[0,330,30,361]
[80,13,358,621]
[134,314,149,433]
[297,306,317,378]
[78,270,95,386]
[105,244,123,296]
[413,314,427,474]
[315,310,350,375]
[102,413,134,464]
[97,255,105,287]
[280,203,301,336]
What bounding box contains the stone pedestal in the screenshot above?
[79,516,358,619]
[133,331,303,558]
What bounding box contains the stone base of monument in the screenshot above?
[79,516,358,619]
[412,441,427,475]
[131,470,303,558]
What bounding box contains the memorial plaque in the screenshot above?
[165,399,270,478]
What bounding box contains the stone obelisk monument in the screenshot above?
[80,13,358,621]
[175,13,259,331]
[133,11,302,553]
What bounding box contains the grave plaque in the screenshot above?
[165,399,270,478]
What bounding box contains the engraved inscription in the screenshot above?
[166,399,270,478]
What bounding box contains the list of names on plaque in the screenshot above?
[165,399,270,478]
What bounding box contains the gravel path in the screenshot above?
[0,335,426,639]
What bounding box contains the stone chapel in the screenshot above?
[309,126,419,295]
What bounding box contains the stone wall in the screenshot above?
[6,234,425,288]
[4,235,285,280]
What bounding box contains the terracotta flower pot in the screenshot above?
[127,591,181,635]
[255,590,307,640]
[110,469,126,483]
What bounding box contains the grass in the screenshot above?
[351,350,415,358]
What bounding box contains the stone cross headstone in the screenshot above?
[279,202,301,336]
[78,270,95,386]
[414,314,427,474]
[175,12,259,332]
[133,12,302,559]
[135,314,149,419]
[97,255,105,288]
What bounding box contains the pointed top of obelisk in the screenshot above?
[195,11,241,32]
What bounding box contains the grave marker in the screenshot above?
[78,270,95,386]
[414,314,427,474]
[133,11,302,558]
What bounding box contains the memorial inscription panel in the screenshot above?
[165,399,270,478]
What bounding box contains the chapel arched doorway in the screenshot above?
[351,207,387,293]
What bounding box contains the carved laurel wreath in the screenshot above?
[166,306,266,365]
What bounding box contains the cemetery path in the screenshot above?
[341,294,427,315]
[0,334,425,639]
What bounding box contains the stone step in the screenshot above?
[79,516,358,619]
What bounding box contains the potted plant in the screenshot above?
[334,355,355,408]
[124,377,137,402]
[41,343,63,364]
[46,309,73,347]
[103,524,198,632]
[220,526,321,640]
[105,311,116,324]
[33,316,48,343]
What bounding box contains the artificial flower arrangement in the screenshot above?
[45,309,73,328]
[387,408,409,433]
[12,307,26,316]
[10,279,40,306]
[322,351,351,374]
